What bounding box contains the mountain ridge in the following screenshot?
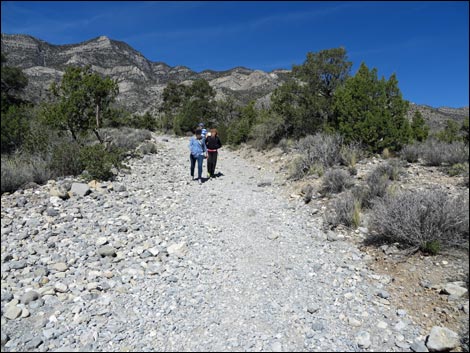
[1,33,467,126]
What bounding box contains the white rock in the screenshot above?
[167,242,188,258]
[426,326,459,352]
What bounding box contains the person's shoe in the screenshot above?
[207,172,211,178]
[198,179,202,185]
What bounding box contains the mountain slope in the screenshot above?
[1,33,288,113]
[1,33,467,128]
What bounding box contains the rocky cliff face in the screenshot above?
[1,34,288,113]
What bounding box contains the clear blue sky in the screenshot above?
[1,1,469,108]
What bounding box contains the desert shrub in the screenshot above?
[340,141,364,168]
[103,127,152,153]
[288,155,309,180]
[298,133,343,168]
[382,148,391,159]
[249,111,285,150]
[49,140,83,177]
[325,191,361,228]
[400,144,421,163]
[348,166,357,176]
[447,163,469,177]
[278,138,294,154]
[309,162,325,177]
[400,140,469,166]
[320,169,354,195]
[1,152,51,193]
[421,139,469,166]
[135,141,158,155]
[79,144,124,181]
[362,167,392,207]
[377,160,403,181]
[369,189,469,252]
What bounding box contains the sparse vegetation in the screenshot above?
[401,139,469,167]
[369,189,469,252]
[325,191,362,228]
[320,168,354,195]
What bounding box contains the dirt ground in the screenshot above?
[233,143,470,343]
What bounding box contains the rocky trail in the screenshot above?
[0,134,461,352]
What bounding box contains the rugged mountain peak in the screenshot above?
[1,33,290,113]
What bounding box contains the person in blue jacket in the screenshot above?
[198,122,207,139]
[189,128,207,184]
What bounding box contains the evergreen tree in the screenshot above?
[410,110,429,142]
[42,65,118,144]
[1,53,30,153]
[270,47,352,138]
[334,63,411,152]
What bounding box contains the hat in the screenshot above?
[198,123,204,127]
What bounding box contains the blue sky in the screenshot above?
[1,1,469,108]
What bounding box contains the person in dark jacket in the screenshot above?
[205,128,222,178]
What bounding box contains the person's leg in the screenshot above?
[207,153,212,177]
[212,152,218,176]
[197,155,203,180]
[207,152,215,177]
[190,154,196,179]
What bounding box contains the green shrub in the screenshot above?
[435,119,462,143]
[421,240,441,255]
[369,189,469,251]
[447,163,469,177]
[79,144,123,181]
[1,105,30,153]
[410,110,429,142]
[249,111,285,150]
[320,168,354,195]
[49,141,83,177]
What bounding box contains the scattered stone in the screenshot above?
[50,262,68,272]
[97,245,117,257]
[4,305,22,320]
[440,282,468,298]
[410,339,429,352]
[21,291,40,304]
[425,326,459,352]
[167,242,188,258]
[356,331,371,349]
[70,183,91,197]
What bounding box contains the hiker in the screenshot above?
[205,128,222,178]
[198,122,208,139]
[189,128,207,184]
